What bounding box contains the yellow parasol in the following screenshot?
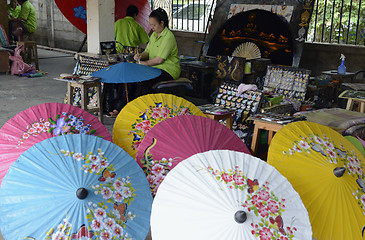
[113,93,205,158]
[268,121,365,240]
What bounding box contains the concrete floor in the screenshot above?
[0,48,151,240]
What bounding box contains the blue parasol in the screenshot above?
[0,134,153,240]
[91,62,162,84]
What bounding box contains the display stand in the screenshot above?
[67,80,103,123]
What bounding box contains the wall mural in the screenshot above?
[54,0,152,34]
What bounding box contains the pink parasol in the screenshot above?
[135,115,250,195]
[54,0,151,34]
[0,102,112,186]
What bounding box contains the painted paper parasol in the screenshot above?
[0,134,152,240]
[136,115,251,195]
[268,121,365,240]
[91,62,161,84]
[54,0,152,34]
[0,102,112,186]
[91,62,162,102]
[151,150,312,239]
[113,93,206,158]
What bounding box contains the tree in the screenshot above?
[307,0,365,45]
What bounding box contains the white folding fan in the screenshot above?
[232,42,261,60]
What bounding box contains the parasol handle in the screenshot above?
[125,83,129,103]
[333,167,346,177]
[234,210,247,224]
[76,188,89,200]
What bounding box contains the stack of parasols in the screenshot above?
[0,93,364,240]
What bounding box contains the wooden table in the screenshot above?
[322,70,355,83]
[205,112,233,130]
[250,119,283,155]
[294,108,365,132]
[346,98,365,113]
[339,90,365,113]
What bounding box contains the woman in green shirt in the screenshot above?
[134,8,181,97]
[7,0,21,19]
[9,0,37,42]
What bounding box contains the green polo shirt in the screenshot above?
[145,27,180,79]
[19,1,37,33]
[115,16,149,53]
[8,4,21,19]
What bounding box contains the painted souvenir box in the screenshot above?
[215,82,264,143]
[264,65,311,102]
[215,55,246,83]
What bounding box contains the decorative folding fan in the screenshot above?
[232,42,261,60]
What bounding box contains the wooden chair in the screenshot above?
[17,41,39,70]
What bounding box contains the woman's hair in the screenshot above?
[149,8,169,28]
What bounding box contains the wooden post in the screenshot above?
[0,0,8,35]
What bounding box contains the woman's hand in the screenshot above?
[134,51,149,64]
[140,56,165,66]
[133,54,141,62]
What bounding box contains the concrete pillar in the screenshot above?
[86,0,115,54]
[45,0,55,47]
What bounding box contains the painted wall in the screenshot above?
[34,0,87,51]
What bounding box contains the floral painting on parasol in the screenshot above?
[0,102,111,186]
[136,115,250,195]
[113,93,205,158]
[151,150,312,240]
[0,134,152,240]
[268,121,365,240]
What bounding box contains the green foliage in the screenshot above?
[308,0,365,45]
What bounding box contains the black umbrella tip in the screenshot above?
[234,210,247,224]
[333,167,346,178]
[76,188,88,200]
